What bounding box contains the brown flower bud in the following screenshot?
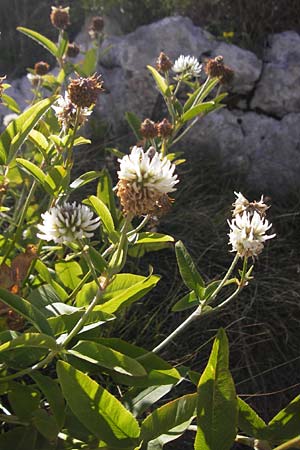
[34,61,50,76]
[156,118,173,138]
[140,118,158,139]
[67,42,80,58]
[50,6,70,30]
[156,52,173,72]
[91,16,104,32]
[204,55,234,84]
[68,74,103,108]
[0,76,6,98]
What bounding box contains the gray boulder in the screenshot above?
[251,31,300,117]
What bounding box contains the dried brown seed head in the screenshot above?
[90,16,104,32]
[156,118,173,138]
[50,6,70,30]
[205,55,234,83]
[68,74,103,108]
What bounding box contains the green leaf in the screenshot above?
[48,309,115,336]
[73,136,92,146]
[17,27,58,56]
[175,241,205,299]
[86,195,119,243]
[70,171,102,190]
[57,361,140,447]
[181,101,219,122]
[204,279,237,302]
[123,384,178,417]
[87,246,108,273]
[8,381,40,419]
[124,112,142,140]
[76,47,97,76]
[147,65,171,96]
[2,93,21,114]
[0,287,54,335]
[171,290,198,312]
[55,261,83,290]
[0,426,37,450]
[95,338,181,387]
[95,274,160,314]
[97,169,118,226]
[57,31,69,58]
[16,158,46,186]
[0,333,59,355]
[129,232,174,256]
[34,260,68,300]
[195,328,238,450]
[0,96,59,164]
[267,395,300,444]
[69,340,147,377]
[183,78,220,112]
[31,372,65,429]
[141,393,197,444]
[32,408,59,441]
[29,129,49,155]
[238,397,268,440]
[44,165,69,195]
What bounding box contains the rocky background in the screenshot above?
[2,16,300,197]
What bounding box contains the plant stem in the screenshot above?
[273,436,300,450]
[152,305,203,353]
[170,117,199,147]
[209,252,240,303]
[127,215,150,237]
[60,286,105,348]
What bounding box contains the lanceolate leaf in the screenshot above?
[17,27,58,56]
[181,101,219,123]
[238,397,268,439]
[141,393,197,444]
[147,65,171,96]
[267,395,300,444]
[125,112,142,140]
[195,328,238,450]
[0,96,58,164]
[69,340,147,377]
[0,333,58,354]
[175,241,205,299]
[57,361,140,447]
[86,195,119,243]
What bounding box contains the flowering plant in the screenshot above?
[0,5,296,450]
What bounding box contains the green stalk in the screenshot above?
[273,436,300,450]
[0,350,58,382]
[208,252,240,303]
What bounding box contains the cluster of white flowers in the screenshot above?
[117,146,178,216]
[52,93,92,130]
[172,55,202,78]
[118,146,178,194]
[228,192,275,258]
[37,202,100,244]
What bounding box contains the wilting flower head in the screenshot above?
[228,211,275,258]
[172,55,202,77]
[37,202,100,244]
[140,118,158,139]
[232,191,269,218]
[52,92,92,130]
[68,74,103,108]
[89,16,104,39]
[204,55,234,84]
[156,118,173,138]
[117,146,178,216]
[156,52,173,73]
[50,6,70,30]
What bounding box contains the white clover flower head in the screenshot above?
[3,113,18,127]
[37,202,100,244]
[228,211,275,258]
[117,146,178,216]
[52,92,92,130]
[172,55,202,77]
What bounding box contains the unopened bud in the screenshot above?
[34,61,50,76]
[67,42,80,58]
